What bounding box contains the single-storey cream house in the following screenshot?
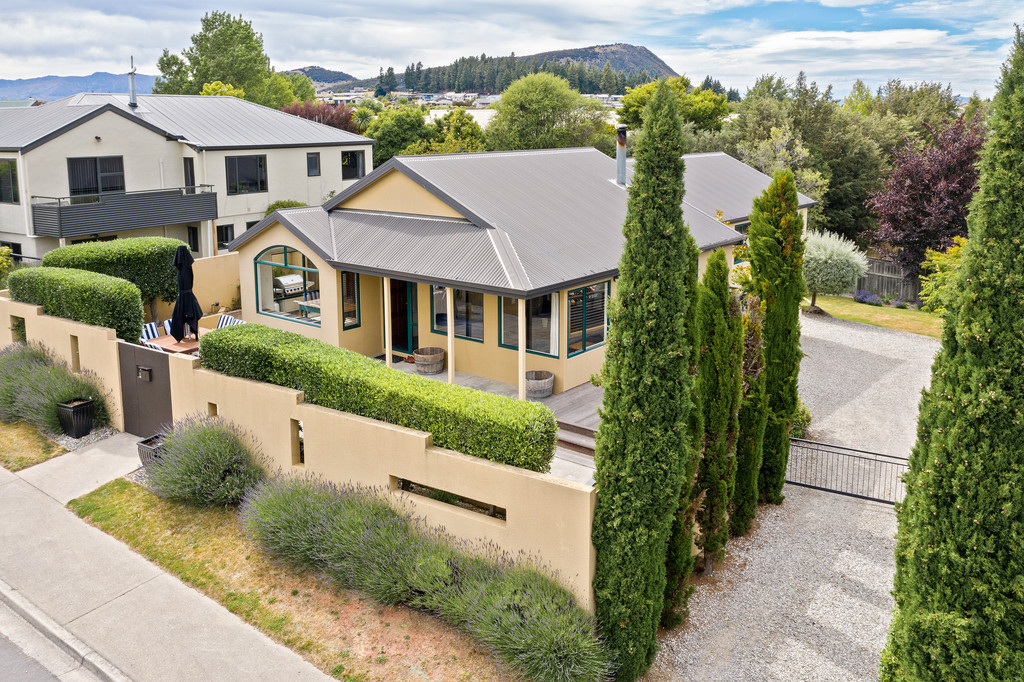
[229,148,813,398]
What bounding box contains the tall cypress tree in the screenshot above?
[591,81,694,681]
[662,231,701,627]
[887,28,1024,679]
[694,249,744,573]
[730,296,768,537]
[749,169,805,504]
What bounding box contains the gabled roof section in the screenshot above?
[0,101,180,153]
[0,93,372,153]
[234,148,748,297]
[672,152,816,223]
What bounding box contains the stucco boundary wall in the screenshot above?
[166,353,598,612]
[0,296,125,431]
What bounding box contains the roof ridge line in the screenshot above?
[487,227,531,292]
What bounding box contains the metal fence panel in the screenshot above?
[787,438,909,504]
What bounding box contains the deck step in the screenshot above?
[557,420,596,438]
[557,428,595,456]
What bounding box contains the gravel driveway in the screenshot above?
[646,486,897,682]
[646,314,937,681]
[797,313,940,456]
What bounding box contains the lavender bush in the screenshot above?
[241,476,612,682]
[145,415,265,507]
[0,343,109,433]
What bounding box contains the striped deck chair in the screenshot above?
[140,322,159,342]
[216,314,246,329]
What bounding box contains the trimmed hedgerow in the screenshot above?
[241,475,611,682]
[41,237,182,321]
[0,343,109,433]
[145,414,265,507]
[8,267,144,342]
[200,324,557,472]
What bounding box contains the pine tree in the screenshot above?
[749,169,805,504]
[694,249,744,573]
[591,81,695,681]
[887,27,1024,680]
[600,60,617,94]
[730,296,768,536]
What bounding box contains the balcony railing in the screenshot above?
[31,185,218,239]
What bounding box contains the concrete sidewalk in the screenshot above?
[0,433,330,681]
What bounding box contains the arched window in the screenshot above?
[254,245,321,327]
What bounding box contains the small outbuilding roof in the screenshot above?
[0,93,371,153]
[232,148,803,298]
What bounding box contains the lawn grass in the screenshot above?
[68,479,515,682]
[0,420,65,471]
[806,295,943,339]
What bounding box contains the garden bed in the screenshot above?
[69,479,517,681]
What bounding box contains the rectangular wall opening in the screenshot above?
[291,419,304,466]
[391,476,506,521]
[10,315,25,342]
[207,402,219,417]
[69,335,81,372]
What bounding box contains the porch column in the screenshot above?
[518,297,527,400]
[383,277,392,368]
[446,286,455,383]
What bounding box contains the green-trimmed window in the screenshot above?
[341,271,360,329]
[432,286,483,341]
[254,245,320,327]
[568,282,608,356]
[500,294,558,356]
[0,159,19,203]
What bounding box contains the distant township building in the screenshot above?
[0,92,372,260]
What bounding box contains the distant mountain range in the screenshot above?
[2,44,674,101]
[0,72,157,101]
[301,43,677,92]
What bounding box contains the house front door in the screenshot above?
[389,279,418,353]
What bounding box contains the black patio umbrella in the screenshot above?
[169,244,204,342]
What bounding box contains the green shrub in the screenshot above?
[8,267,144,341]
[241,475,611,682]
[41,237,183,321]
[200,324,557,471]
[790,397,812,439]
[0,246,12,287]
[146,415,265,507]
[265,200,307,217]
[0,343,110,433]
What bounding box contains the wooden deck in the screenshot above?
[542,381,603,436]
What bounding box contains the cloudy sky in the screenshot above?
[1,1,1019,97]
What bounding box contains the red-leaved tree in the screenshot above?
[280,100,358,133]
[868,113,985,276]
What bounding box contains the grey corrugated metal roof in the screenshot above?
[0,93,371,152]
[266,207,525,294]
[236,148,746,296]
[633,152,816,223]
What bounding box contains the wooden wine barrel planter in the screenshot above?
[413,347,445,374]
[525,370,554,400]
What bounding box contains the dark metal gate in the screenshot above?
[786,438,909,504]
[118,342,172,438]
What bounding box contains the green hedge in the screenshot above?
[200,324,557,471]
[8,267,144,341]
[41,237,183,315]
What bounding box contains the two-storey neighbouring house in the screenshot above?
[0,92,373,260]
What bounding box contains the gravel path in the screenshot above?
[647,485,896,682]
[798,312,940,456]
